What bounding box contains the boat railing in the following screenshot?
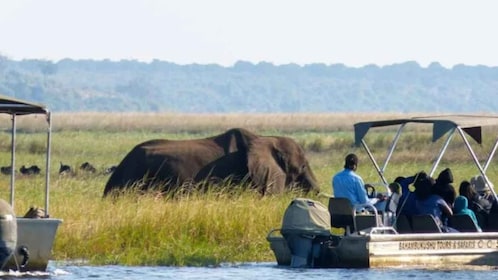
[359,226,398,235]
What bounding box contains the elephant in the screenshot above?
[103,128,320,197]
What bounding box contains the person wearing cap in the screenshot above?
[332,153,377,206]
[470,175,498,213]
[471,175,494,199]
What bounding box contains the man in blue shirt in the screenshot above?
[332,153,374,205]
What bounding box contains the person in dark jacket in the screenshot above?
[395,173,418,216]
[414,173,454,231]
[434,168,457,207]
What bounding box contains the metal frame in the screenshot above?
[354,115,498,201]
[0,96,52,216]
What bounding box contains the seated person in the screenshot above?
[453,195,482,232]
[434,167,457,207]
[414,172,454,232]
[395,173,421,217]
[332,153,382,208]
[383,182,402,226]
[386,182,402,213]
[459,180,491,214]
[471,175,498,213]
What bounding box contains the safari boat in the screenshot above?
[0,96,62,272]
[267,115,498,268]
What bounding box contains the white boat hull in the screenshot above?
[268,229,498,268]
[4,218,62,272]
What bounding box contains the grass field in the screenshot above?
[0,112,497,266]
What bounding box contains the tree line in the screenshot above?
[0,55,497,113]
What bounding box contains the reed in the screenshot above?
[0,112,496,266]
[0,112,412,133]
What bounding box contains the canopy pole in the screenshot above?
[381,123,406,174]
[44,111,52,217]
[361,139,389,188]
[429,128,455,177]
[457,127,498,202]
[483,138,498,172]
[9,114,16,207]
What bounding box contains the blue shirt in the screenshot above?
[332,169,368,205]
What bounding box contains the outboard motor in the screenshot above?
[0,199,16,269]
[281,198,331,268]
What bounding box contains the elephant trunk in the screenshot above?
[297,170,320,194]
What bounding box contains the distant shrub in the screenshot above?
[28,140,46,154]
[308,138,325,152]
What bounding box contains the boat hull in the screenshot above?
[3,218,62,272]
[268,229,498,268]
[367,232,498,267]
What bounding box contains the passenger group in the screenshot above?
[332,153,498,232]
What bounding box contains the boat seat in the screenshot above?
[475,212,488,230]
[411,214,442,233]
[394,214,412,233]
[448,214,480,232]
[485,212,498,232]
[328,197,355,234]
[355,214,382,232]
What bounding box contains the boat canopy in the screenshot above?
[353,115,498,201]
[354,115,498,146]
[0,96,49,115]
[0,95,52,216]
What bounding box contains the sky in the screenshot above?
[1,0,497,68]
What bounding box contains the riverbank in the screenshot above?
[1,112,496,266]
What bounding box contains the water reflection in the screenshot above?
[1,262,497,279]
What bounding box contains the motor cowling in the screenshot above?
[281,198,331,268]
[0,199,16,269]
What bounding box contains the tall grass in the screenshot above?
[1,112,497,266]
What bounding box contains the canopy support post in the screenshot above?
[381,123,406,175]
[458,127,498,202]
[361,139,388,188]
[9,114,16,207]
[44,111,52,217]
[429,128,455,177]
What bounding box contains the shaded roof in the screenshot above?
[354,115,498,146]
[0,95,49,115]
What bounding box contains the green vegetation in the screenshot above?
[0,113,497,266]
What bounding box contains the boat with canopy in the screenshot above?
[268,115,498,268]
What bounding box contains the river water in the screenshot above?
[1,262,497,279]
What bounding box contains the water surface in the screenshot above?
[2,262,498,279]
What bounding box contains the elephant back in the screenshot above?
[212,128,257,154]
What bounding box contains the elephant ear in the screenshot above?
[247,138,286,195]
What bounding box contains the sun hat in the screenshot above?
[470,175,493,192]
